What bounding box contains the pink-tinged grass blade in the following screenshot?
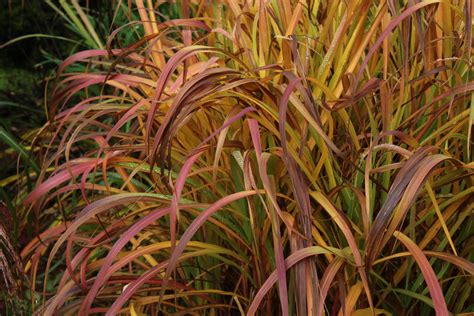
[249,119,288,315]
[394,231,449,316]
[316,257,345,316]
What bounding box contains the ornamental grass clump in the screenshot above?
[13,0,474,315]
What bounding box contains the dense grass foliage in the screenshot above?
[2,0,473,315]
[0,0,122,183]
